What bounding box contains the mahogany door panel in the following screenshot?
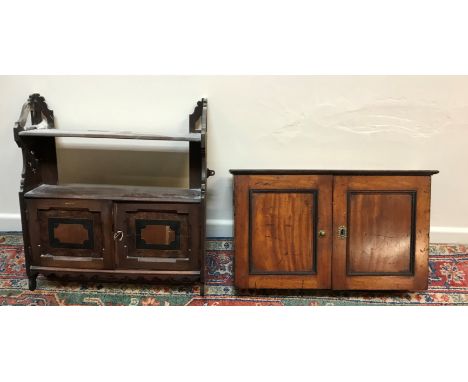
[347,192,414,275]
[25,198,113,269]
[250,191,316,274]
[234,175,333,289]
[332,176,431,290]
[114,203,200,271]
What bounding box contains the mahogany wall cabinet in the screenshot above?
[230,170,438,291]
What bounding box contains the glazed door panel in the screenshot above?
[25,199,113,269]
[332,176,431,290]
[234,175,333,289]
[114,203,200,271]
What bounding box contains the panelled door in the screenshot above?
[26,199,113,269]
[114,203,200,271]
[332,176,431,290]
[234,175,333,289]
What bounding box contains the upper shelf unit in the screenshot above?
[13,94,214,195]
[18,129,201,142]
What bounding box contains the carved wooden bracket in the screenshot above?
[13,93,57,193]
[189,98,212,195]
[14,93,55,133]
[25,149,39,175]
[189,98,207,133]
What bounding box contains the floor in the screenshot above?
[1,232,467,305]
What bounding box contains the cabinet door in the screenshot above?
[234,175,333,289]
[114,203,200,271]
[332,176,431,290]
[26,199,113,269]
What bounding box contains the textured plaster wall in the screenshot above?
[0,76,467,242]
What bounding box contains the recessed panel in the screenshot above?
[49,218,94,249]
[250,190,316,274]
[136,220,180,250]
[347,192,415,275]
[38,210,103,258]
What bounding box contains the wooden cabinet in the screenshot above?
[231,170,438,291]
[14,94,214,292]
[25,199,201,275]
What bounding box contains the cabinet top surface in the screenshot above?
[229,169,439,176]
[24,183,202,203]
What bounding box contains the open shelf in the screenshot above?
[18,129,201,142]
[25,183,202,203]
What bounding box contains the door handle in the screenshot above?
[113,230,124,241]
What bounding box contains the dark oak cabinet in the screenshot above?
[231,170,438,291]
[25,199,201,275]
[14,94,214,292]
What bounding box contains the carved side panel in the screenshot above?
[14,94,58,283]
[189,99,206,133]
[14,93,57,193]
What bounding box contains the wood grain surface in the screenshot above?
[332,175,431,290]
[25,183,202,203]
[234,175,333,289]
[250,191,315,273]
[347,192,414,275]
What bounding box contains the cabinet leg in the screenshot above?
[28,274,38,291]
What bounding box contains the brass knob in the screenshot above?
[318,230,326,237]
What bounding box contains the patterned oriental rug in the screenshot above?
[1,232,467,306]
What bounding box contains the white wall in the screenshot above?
[1,76,467,242]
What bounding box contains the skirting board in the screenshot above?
[0,213,22,232]
[1,213,467,244]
